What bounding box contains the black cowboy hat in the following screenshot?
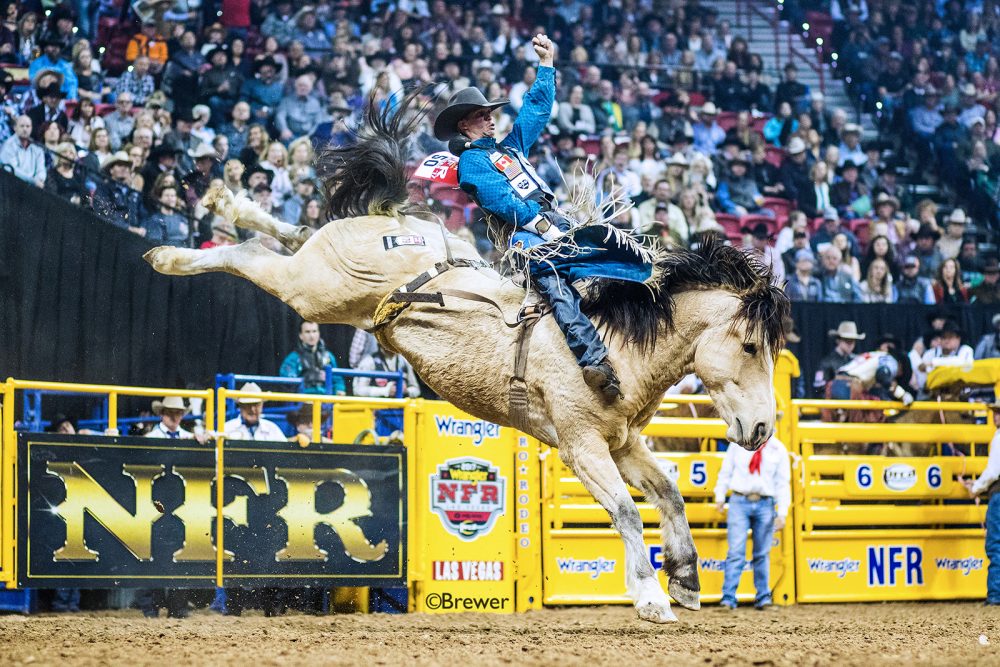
[741,222,772,240]
[939,319,963,337]
[915,223,942,240]
[38,82,66,99]
[149,142,183,161]
[837,159,860,174]
[253,55,279,73]
[44,413,74,433]
[433,87,509,140]
[0,69,11,88]
[729,151,752,168]
[243,164,274,186]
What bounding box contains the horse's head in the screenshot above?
[688,283,788,451]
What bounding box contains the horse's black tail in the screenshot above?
[317,87,430,221]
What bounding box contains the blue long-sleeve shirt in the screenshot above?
[457,65,555,229]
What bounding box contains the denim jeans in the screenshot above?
[721,494,776,607]
[987,493,1000,604]
[533,272,607,368]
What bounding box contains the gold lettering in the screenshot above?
[48,462,164,561]
[171,466,270,562]
[274,468,387,562]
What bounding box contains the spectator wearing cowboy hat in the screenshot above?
[971,258,1000,305]
[912,223,944,279]
[830,159,869,219]
[938,209,968,261]
[28,34,77,100]
[692,101,725,156]
[147,395,194,439]
[837,122,866,167]
[778,136,812,204]
[717,151,766,216]
[919,319,975,373]
[241,55,283,123]
[200,217,239,249]
[26,81,68,140]
[741,221,785,285]
[815,321,865,397]
[180,143,218,209]
[140,142,184,209]
[896,255,936,304]
[200,47,244,126]
[964,400,1000,605]
[92,150,145,235]
[224,383,286,441]
[163,107,204,175]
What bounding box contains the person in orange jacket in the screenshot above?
[125,19,168,73]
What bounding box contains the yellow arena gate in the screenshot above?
[789,399,993,602]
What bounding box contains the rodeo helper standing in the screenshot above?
[714,435,792,610]
[965,402,1000,605]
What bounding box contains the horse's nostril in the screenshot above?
[753,421,767,444]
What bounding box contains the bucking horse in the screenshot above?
[144,91,790,623]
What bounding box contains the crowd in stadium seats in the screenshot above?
[0,0,997,311]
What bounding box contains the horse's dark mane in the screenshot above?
[316,87,429,220]
[581,235,790,357]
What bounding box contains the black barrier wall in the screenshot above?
[0,171,354,389]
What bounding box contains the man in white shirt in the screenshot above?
[146,395,193,440]
[919,320,975,378]
[965,402,1000,605]
[224,382,286,441]
[714,436,792,610]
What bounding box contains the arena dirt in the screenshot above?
[1,602,996,666]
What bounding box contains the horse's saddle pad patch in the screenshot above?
[383,235,427,250]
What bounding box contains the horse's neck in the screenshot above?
[620,289,733,410]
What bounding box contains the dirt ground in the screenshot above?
[0,602,996,666]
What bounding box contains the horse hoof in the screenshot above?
[636,601,678,624]
[144,247,184,275]
[668,578,701,611]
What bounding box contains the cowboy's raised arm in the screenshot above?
[501,34,555,154]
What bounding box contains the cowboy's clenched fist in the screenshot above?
[533,33,554,67]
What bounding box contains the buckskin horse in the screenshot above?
[145,92,790,623]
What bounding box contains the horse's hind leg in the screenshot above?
[561,436,677,623]
[614,434,701,610]
[202,183,313,253]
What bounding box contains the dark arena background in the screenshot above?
[0,0,998,664]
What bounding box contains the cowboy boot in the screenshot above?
[583,360,623,401]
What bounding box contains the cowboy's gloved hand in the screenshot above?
[525,212,568,241]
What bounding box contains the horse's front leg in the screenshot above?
[613,434,701,610]
[561,436,677,623]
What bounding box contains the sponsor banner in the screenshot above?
[412,152,459,185]
[797,537,987,602]
[432,560,504,581]
[18,434,405,588]
[416,403,515,613]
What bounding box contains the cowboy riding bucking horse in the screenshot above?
[433,33,654,402]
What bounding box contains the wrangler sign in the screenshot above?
[17,434,406,588]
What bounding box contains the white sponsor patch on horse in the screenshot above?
[383,235,427,250]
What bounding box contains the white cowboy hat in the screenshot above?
[188,143,218,160]
[827,321,866,340]
[947,208,968,225]
[699,102,719,115]
[237,381,265,405]
[100,150,132,172]
[667,153,689,166]
[786,137,807,154]
[152,395,188,415]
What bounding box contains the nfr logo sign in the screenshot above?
[867,546,923,587]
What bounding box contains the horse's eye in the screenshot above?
[743,343,758,356]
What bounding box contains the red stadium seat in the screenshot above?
[810,217,825,232]
[716,111,738,131]
[849,218,872,250]
[688,92,705,107]
[761,197,793,219]
[715,213,742,237]
[764,146,785,168]
[750,115,770,133]
[579,138,601,155]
